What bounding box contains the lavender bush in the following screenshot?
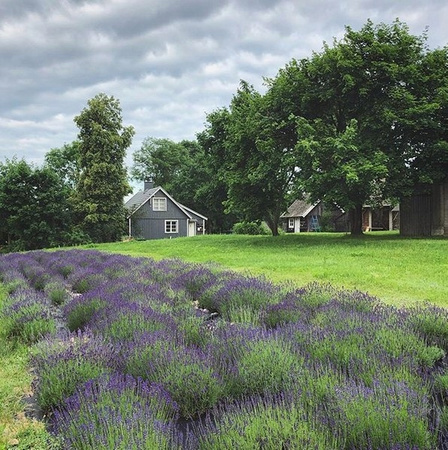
[52,373,182,449]
[195,393,341,449]
[1,287,56,343]
[31,330,118,413]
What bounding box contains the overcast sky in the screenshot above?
[1,0,447,183]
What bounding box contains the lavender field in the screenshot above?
[1,249,448,449]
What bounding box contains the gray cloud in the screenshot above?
[1,0,447,174]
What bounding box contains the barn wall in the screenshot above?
[400,181,447,236]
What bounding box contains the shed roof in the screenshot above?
[281,198,320,218]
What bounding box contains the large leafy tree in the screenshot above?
[222,81,299,236]
[270,20,432,234]
[0,159,71,251]
[406,46,448,186]
[73,93,134,243]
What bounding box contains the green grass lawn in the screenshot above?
[88,231,448,307]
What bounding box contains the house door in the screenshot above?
[188,222,196,237]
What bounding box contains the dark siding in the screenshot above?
[401,180,448,236]
[131,194,189,239]
[400,192,432,236]
[132,218,187,239]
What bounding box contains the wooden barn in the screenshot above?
[400,179,448,236]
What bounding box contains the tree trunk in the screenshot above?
[265,213,280,236]
[350,204,364,235]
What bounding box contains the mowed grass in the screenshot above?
[88,231,448,307]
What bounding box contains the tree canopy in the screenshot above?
[266,19,446,234]
[0,159,71,251]
[73,93,134,243]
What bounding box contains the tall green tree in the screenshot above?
[0,159,71,251]
[73,93,134,243]
[221,81,299,236]
[406,46,448,186]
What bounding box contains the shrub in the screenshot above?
[211,276,281,325]
[333,379,433,449]
[232,221,268,235]
[44,281,69,306]
[64,292,107,332]
[233,336,300,397]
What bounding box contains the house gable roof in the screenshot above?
[124,186,207,221]
[281,198,320,218]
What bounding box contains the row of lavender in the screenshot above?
[1,249,448,448]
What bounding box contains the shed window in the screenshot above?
[288,218,294,228]
[165,220,178,233]
[153,197,167,211]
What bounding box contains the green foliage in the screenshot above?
[53,375,178,450]
[131,137,190,189]
[216,81,297,236]
[233,338,299,397]
[73,93,134,243]
[197,108,239,233]
[36,359,108,413]
[232,221,268,235]
[44,281,69,306]
[44,141,80,190]
[1,296,56,345]
[32,334,112,413]
[0,158,73,251]
[334,380,433,449]
[160,357,223,418]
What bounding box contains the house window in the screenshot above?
[165,220,178,233]
[153,197,167,211]
[288,218,294,229]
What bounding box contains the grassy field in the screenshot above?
[87,231,448,307]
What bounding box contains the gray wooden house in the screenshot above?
[125,181,207,240]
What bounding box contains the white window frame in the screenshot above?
[165,220,178,233]
[288,218,294,229]
[153,197,167,211]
